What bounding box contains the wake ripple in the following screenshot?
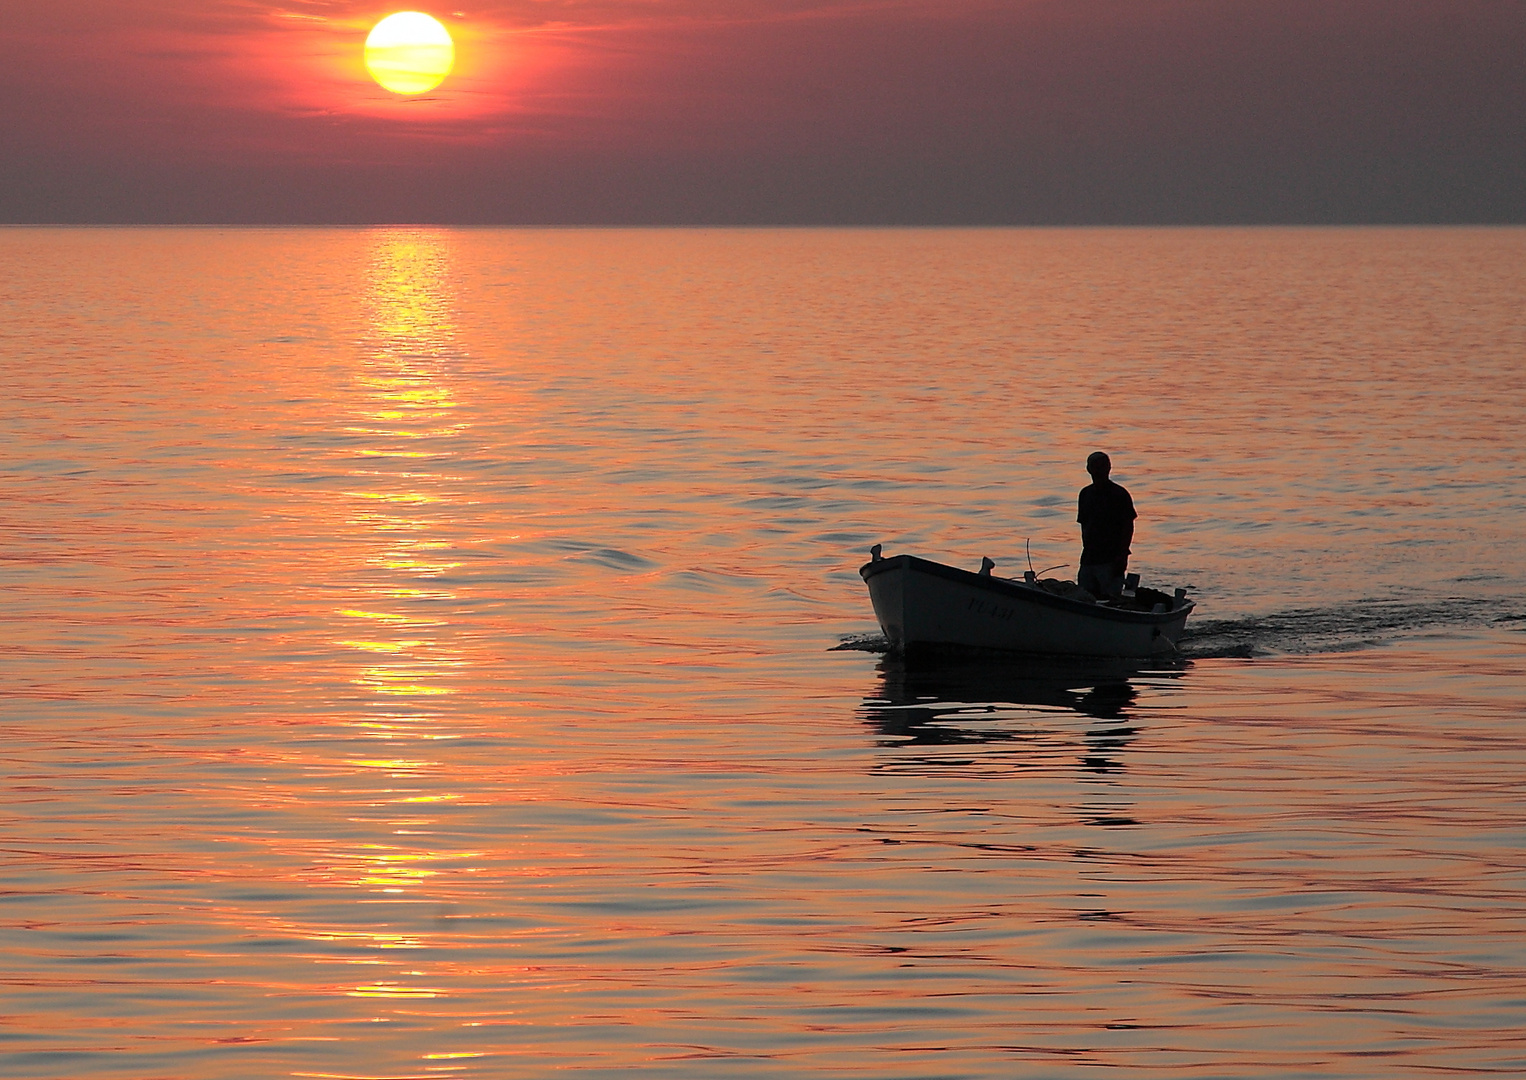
[1181,596,1523,657]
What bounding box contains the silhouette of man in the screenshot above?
[1076,451,1135,600]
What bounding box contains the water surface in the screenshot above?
[1,226,1523,1078]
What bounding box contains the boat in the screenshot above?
[859,547,1194,658]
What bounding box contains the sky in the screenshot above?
[2,0,1522,224]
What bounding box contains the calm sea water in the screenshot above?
[1,227,1523,1079]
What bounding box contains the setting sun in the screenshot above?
[364,12,454,95]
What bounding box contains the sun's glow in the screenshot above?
[365,12,455,95]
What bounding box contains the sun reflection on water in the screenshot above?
[338,230,472,708]
[294,230,484,1016]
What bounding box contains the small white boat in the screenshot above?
[860,548,1194,658]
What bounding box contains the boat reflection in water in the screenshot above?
[860,652,1192,833]
[861,650,1185,779]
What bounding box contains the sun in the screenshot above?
[365,12,454,95]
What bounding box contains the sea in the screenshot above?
[1,226,1523,1079]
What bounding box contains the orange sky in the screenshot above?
[1,0,1522,223]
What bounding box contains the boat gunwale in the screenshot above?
[859,553,1193,625]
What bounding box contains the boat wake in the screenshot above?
[1169,596,1521,658]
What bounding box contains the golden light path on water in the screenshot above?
[0,227,1523,1078]
[322,234,468,1002]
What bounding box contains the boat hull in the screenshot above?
[861,554,1193,658]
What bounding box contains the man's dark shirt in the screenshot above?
[1077,479,1136,566]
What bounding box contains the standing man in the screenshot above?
[1077,451,1136,600]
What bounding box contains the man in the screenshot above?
[1076,451,1136,600]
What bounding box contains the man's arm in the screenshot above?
[1119,492,1136,569]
